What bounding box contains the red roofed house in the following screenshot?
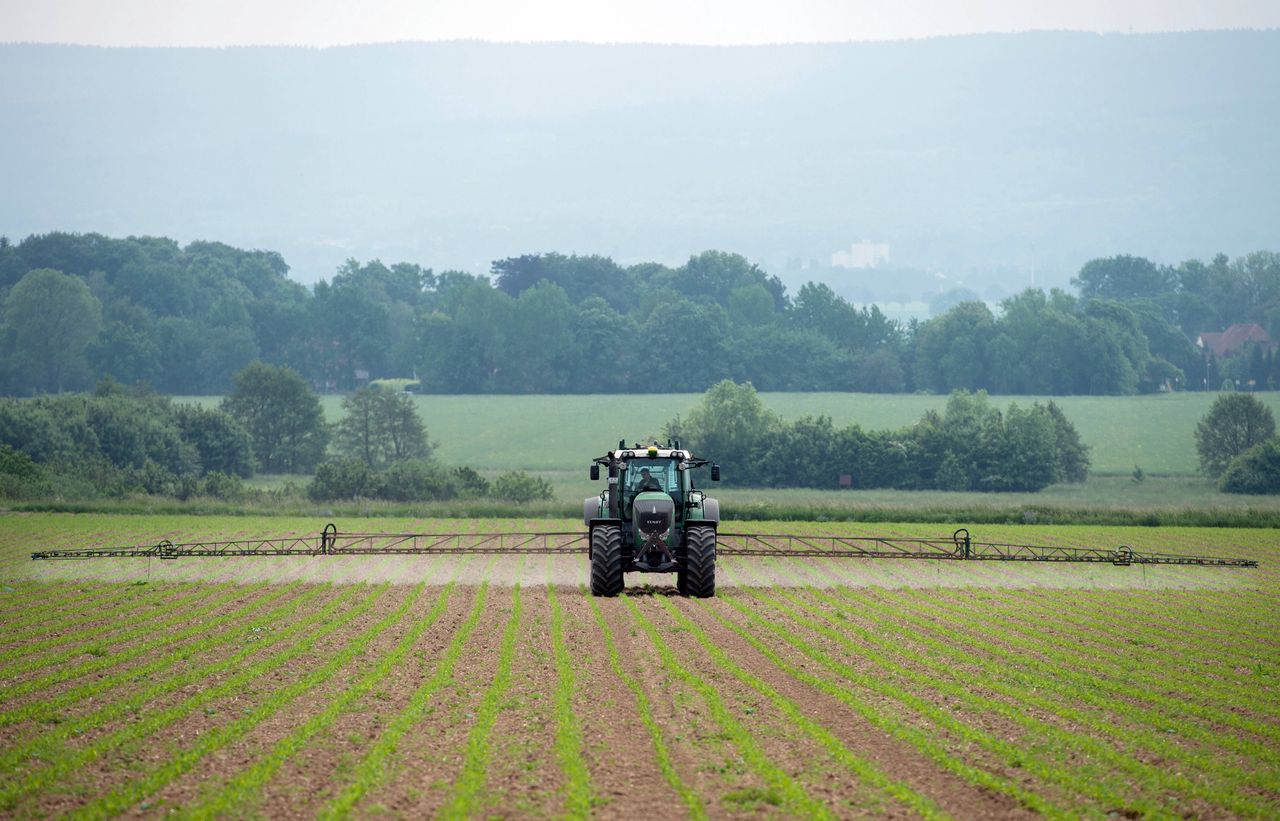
[1195,323,1277,358]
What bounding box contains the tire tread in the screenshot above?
[684,526,716,598]
[590,525,624,597]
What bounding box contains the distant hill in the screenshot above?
[2,33,1278,297]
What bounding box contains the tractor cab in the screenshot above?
[621,457,680,517]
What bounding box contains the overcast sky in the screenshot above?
[4,0,1279,47]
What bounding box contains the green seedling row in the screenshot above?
[814,588,1280,797]
[0,582,235,679]
[547,585,594,819]
[319,581,493,819]
[663,597,949,819]
[976,586,1278,660]
[178,580,450,820]
[753,587,1274,818]
[931,587,1280,714]
[0,583,387,812]
[0,582,347,774]
[626,597,836,820]
[587,592,706,820]
[0,582,293,726]
[731,580,1136,813]
[0,582,155,640]
[65,582,427,820]
[0,581,273,695]
[708,588,1075,818]
[438,585,523,820]
[870,587,1280,748]
[0,513,1274,817]
[0,583,210,667]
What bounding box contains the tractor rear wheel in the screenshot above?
[683,525,716,598]
[590,525,624,597]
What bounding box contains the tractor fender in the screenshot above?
[583,496,599,527]
[696,497,720,524]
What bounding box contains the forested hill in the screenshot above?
[2,33,1278,290]
[2,232,1279,396]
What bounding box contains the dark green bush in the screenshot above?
[1219,439,1280,494]
[452,466,490,498]
[174,404,254,477]
[200,471,245,501]
[490,470,554,503]
[0,387,255,499]
[0,444,52,498]
[308,458,461,502]
[380,459,457,502]
[308,459,381,501]
[130,459,181,497]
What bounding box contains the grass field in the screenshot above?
[184,390,1280,477]
[176,391,1280,520]
[1,513,1276,818]
[351,391,1280,475]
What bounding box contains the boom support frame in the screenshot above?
[29,524,1259,568]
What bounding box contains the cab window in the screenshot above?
[624,459,679,495]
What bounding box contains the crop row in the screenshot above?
[0,582,291,722]
[726,556,1279,813]
[62,581,436,819]
[2,578,1275,817]
[0,583,382,812]
[890,587,1280,716]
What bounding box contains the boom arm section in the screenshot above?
[29,524,1259,568]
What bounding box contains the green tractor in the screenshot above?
[584,441,721,597]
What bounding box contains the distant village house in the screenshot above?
[1195,323,1277,358]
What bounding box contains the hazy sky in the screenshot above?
[5,0,1280,46]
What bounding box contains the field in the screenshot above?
[330,391,1280,476]
[176,391,1280,477]
[1,513,1277,818]
[186,391,1280,522]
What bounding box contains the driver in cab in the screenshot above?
[635,467,663,492]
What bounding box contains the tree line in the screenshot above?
[924,253,1280,394]
[6,365,1278,498]
[0,363,548,503]
[2,232,1277,397]
[668,381,1090,493]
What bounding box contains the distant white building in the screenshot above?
[831,240,890,269]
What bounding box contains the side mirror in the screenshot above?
[590,464,600,481]
[711,464,720,482]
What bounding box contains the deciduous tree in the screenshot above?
[1195,393,1277,478]
[222,362,328,473]
[334,387,432,468]
[3,268,102,392]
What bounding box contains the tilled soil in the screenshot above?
[2,576,1277,819]
[663,595,1040,820]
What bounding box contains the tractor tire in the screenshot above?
[590,525,624,597]
[683,525,716,598]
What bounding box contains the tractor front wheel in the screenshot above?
[590,525,624,597]
[683,525,716,598]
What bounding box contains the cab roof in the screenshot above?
[610,447,691,462]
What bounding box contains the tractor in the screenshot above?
[583,441,720,597]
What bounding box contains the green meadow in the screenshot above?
[309,391,1280,476]
[174,392,1280,522]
